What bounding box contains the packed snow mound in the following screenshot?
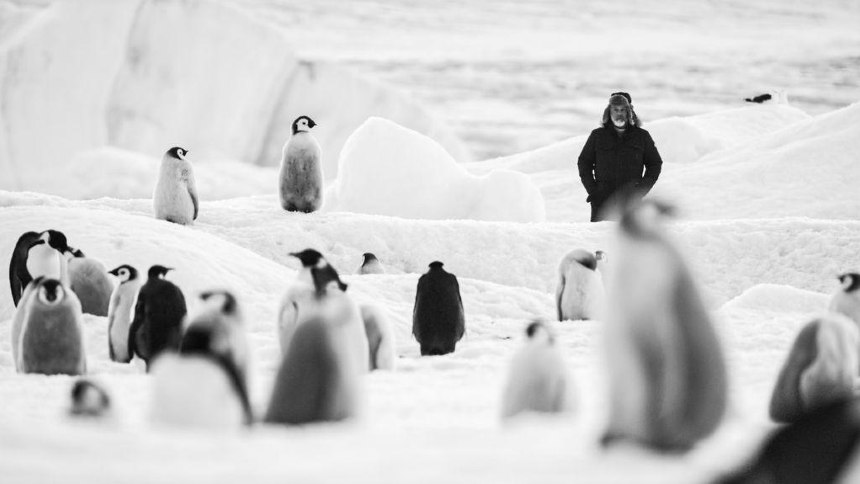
[467,104,809,175]
[329,118,545,222]
[719,284,830,314]
[653,102,860,219]
[0,0,470,196]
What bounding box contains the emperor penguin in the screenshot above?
[360,303,396,370]
[601,198,728,452]
[265,265,363,425]
[279,116,323,213]
[182,289,249,381]
[357,252,385,275]
[500,320,572,420]
[830,273,860,326]
[153,146,198,225]
[107,265,142,363]
[9,230,72,306]
[128,265,187,371]
[276,248,340,355]
[68,256,114,316]
[715,398,860,484]
[69,379,111,418]
[412,261,466,356]
[769,314,860,424]
[150,295,253,430]
[12,277,86,375]
[555,249,606,321]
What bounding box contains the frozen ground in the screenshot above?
[1,0,860,483]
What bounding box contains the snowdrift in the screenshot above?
[0,0,471,195]
[328,117,546,222]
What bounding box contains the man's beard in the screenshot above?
[612,118,627,128]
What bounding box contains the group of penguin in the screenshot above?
[7,113,860,480]
[151,115,323,227]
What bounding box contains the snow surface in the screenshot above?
[2,1,860,483]
[0,0,470,193]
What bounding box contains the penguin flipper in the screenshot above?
[770,322,821,423]
[188,183,199,221]
[9,231,39,306]
[555,273,566,322]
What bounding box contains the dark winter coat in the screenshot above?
[577,125,663,221]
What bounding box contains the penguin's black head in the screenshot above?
[838,273,860,293]
[37,278,65,305]
[428,261,445,270]
[70,379,110,417]
[44,230,71,252]
[291,116,316,135]
[310,265,348,299]
[109,264,138,282]
[200,290,238,315]
[70,248,86,258]
[290,249,325,268]
[180,324,215,355]
[525,320,554,343]
[148,265,173,279]
[362,252,378,263]
[166,146,189,160]
[619,196,676,239]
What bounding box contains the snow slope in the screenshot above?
[0,0,470,194]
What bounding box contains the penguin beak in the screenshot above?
[108,268,119,276]
[29,240,46,248]
[288,252,299,259]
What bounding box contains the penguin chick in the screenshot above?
[13,277,86,375]
[69,379,111,418]
[153,146,198,225]
[601,198,727,453]
[107,265,142,363]
[265,263,364,425]
[357,252,385,275]
[128,265,187,371]
[769,314,859,423]
[830,273,860,327]
[68,256,114,316]
[279,116,323,213]
[501,320,572,420]
[277,249,345,355]
[182,289,249,382]
[555,249,606,321]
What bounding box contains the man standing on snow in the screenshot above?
[577,92,663,222]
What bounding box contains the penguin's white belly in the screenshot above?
[502,347,569,418]
[109,299,133,361]
[150,355,244,430]
[560,267,604,320]
[154,178,193,223]
[26,245,63,281]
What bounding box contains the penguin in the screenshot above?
[360,303,396,371]
[500,320,571,420]
[601,198,728,452]
[69,379,111,418]
[412,261,466,356]
[715,398,860,484]
[12,277,86,375]
[276,248,343,356]
[8,231,38,306]
[153,146,198,225]
[265,264,363,425]
[128,265,187,371]
[830,273,860,326]
[106,265,142,363]
[149,298,253,430]
[744,93,772,103]
[279,116,323,213]
[555,248,606,321]
[357,252,385,275]
[68,256,114,316]
[10,230,73,306]
[769,314,860,424]
[182,289,249,381]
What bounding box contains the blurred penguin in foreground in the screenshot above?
[601,195,727,452]
[716,398,860,484]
